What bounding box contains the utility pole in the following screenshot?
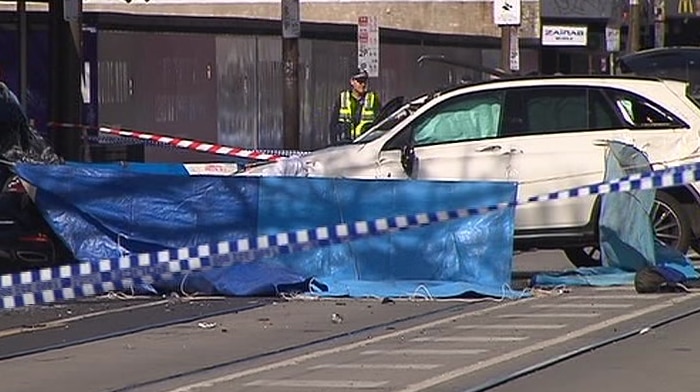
[17,0,27,111]
[500,26,512,73]
[653,0,665,48]
[49,0,83,161]
[494,0,521,74]
[281,0,300,151]
[628,0,641,53]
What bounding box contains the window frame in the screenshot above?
[499,86,625,138]
[599,88,689,130]
[382,90,506,151]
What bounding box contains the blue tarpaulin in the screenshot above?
[16,162,520,298]
[533,142,699,287]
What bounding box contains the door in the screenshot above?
[500,86,630,230]
[377,90,515,182]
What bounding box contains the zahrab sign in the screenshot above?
[541,25,588,46]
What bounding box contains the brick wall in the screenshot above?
[76,0,541,38]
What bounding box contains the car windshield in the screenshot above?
[617,48,700,100]
[353,95,432,144]
[352,106,411,143]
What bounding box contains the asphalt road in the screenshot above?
[1,250,698,392]
[487,305,700,392]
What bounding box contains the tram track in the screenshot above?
[0,297,272,362]
[459,294,700,392]
[107,299,484,392]
[4,288,698,392]
[0,294,486,390]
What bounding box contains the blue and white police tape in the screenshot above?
[3,161,700,309]
[524,160,700,204]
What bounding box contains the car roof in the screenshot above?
[437,74,688,96]
[617,46,700,62]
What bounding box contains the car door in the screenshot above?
[500,86,631,231]
[376,90,516,182]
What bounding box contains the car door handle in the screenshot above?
[476,145,502,152]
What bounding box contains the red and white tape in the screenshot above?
[48,122,300,162]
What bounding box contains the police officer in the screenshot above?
[329,69,381,143]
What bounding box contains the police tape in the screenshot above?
[85,134,301,159]
[2,161,700,309]
[47,122,309,161]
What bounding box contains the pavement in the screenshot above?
[3,251,699,392]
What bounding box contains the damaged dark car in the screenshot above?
[0,82,71,273]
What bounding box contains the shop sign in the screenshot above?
[493,0,521,26]
[666,0,700,17]
[541,25,588,46]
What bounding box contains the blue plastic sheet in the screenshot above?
[533,142,699,287]
[17,162,520,298]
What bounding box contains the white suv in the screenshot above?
[244,75,700,267]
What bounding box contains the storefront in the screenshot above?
[539,1,627,75]
[665,0,700,46]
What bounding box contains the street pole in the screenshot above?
[500,26,512,73]
[494,0,520,74]
[281,0,300,151]
[17,0,27,111]
[654,0,665,48]
[628,0,641,53]
[49,0,83,161]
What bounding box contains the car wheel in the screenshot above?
[564,192,691,268]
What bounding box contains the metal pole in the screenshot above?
[500,26,512,73]
[654,0,666,48]
[49,0,83,161]
[281,0,300,151]
[17,0,27,111]
[628,0,641,53]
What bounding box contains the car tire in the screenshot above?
[564,192,691,268]
[563,246,602,268]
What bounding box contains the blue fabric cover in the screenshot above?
[533,142,698,287]
[16,162,520,298]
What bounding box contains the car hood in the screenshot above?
[239,143,367,177]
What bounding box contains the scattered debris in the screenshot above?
[381,297,395,305]
[197,321,218,329]
[639,327,651,335]
[331,313,344,324]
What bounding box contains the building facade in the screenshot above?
[0,0,697,160]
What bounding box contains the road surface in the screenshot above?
[1,251,697,392]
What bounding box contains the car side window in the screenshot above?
[411,92,504,147]
[502,87,622,137]
[605,90,686,129]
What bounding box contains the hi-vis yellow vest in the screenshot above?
[338,91,379,139]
